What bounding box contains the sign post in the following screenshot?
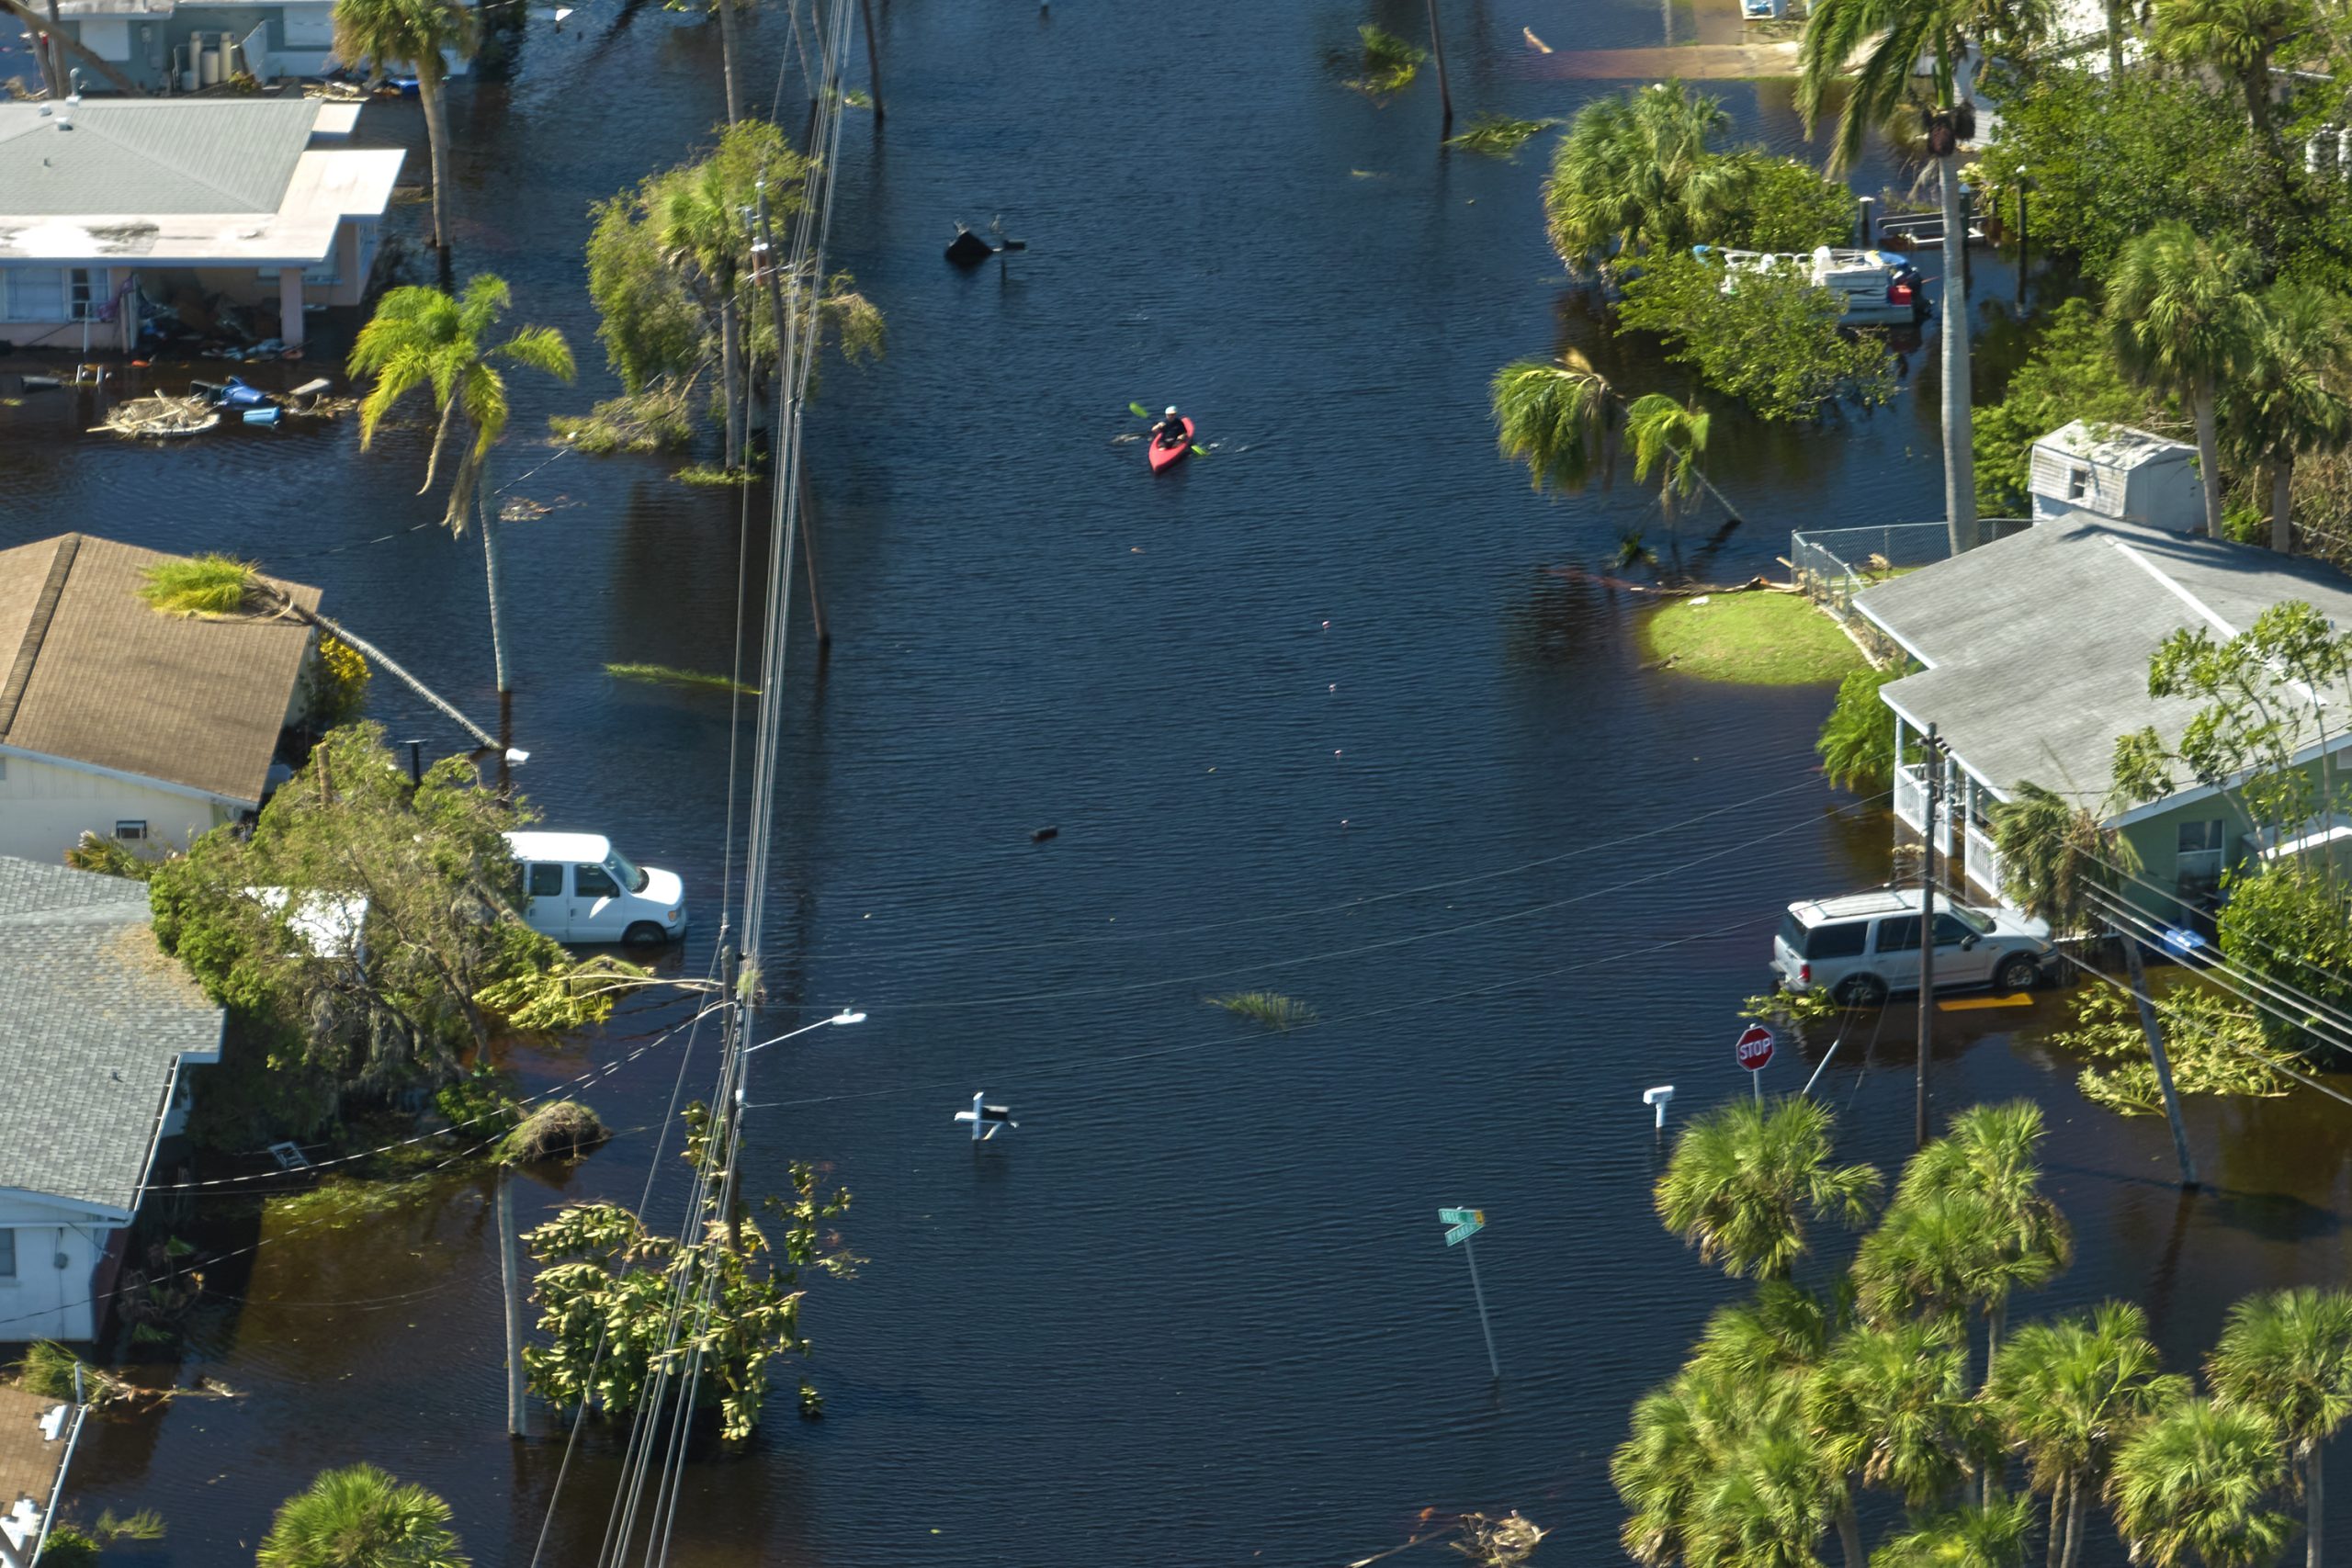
[1438,1206,1499,1381]
[1735,1024,1776,1101]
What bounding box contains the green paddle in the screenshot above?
[1128,401,1209,457]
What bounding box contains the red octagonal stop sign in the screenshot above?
[1735,1024,1775,1071]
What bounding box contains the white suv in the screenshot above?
[1771,888,2053,1004]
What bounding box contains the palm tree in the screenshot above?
[1490,356,1621,493]
[658,158,752,472]
[2151,0,2312,161]
[1544,81,1747,271]
[1655,1097,1883,1281]
[350,275,574,765]
[1800,0,2054,558]
[2223,284,2352,554]
[256,1464,469,1568]
[2107,220,2260,539]
[1625,392,1712,540]
[333,0,477,255]
[1616,1361,1777,1565]
[1871,1498,2034,1565]
[2207,1288,2352,1568]
[1987,1302,2187,1568]
[1806,1320,1981,1562]
[1993,782,2198,1188]
[2108,1396,2294,1568]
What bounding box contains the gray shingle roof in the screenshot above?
[1854,519,2352,812]
[0,99,320,216]
[0,857,220,1214]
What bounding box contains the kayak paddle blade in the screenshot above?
[1190,445,1209,457]
[1127,401,1152,420]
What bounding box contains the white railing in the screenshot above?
[1894,764,1928,834]
[1965,820,2007,902]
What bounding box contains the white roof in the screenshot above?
[505,830,613,863]
[2035,420,2192,473]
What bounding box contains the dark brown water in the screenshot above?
[8,4,2350,1565]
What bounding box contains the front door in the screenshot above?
[571,862,628,942]
[1868,914,1925,991]
[524,862,570,940]
[1929,911,1996,988]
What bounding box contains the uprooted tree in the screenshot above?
[147,723,641,1144]
[523,1102,854,1440]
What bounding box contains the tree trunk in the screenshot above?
[1939,153,1979,556]
[416,65,454,253]
[2046,1474,2067,1568]
[1836,1485,1867,1568]
[1426,0,1453,130]
[480,478,508,696]
[2061,1473,2088,1568]
[42,0,62,96]
[859,0,883,119]
[2105,0,2123,73]
[2192,383,2224,537]
[2309,1440,2323,1568]
[717,0,741,124]
[2120,928,2199,1189]
[1982,1296,2007,1506]
[2243,59,2278,162]
[719,293,743,472]
[2271,455,2295,553]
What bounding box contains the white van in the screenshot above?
[503,830,687,946]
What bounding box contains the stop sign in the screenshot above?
[1735,1024,1775,1071]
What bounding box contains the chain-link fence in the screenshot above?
[1790,521,2028,666]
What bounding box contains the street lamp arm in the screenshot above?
[741,1010,866,1056]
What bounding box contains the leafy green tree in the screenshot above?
[2215,865,2352,1057]
[2052,983,2285,1112]
[1986,1303,2186,1568]
[2107,1395,2294,1568]
[148,724,634,1134]
[525,1104,853,1441]
[1972,297,2162,515]
[1818,666,1905,796]
[350,275,575,534]
[1992,782,2199,1185]
[2207,1288,2352,1568]
[2222,284,2352,553]
[1616,253,1897,422]
[1489,356,1621,492]
[1545,81,1745,270]
[1655,1097,1882,1280]
[1868,1498,2033,1565]
[2150,0,2312,162]
[1719,152,1869,254]
[256,1464,468,1568]
[332,0,477,254]
[658,152,756,472]
[1801,0,2054,556]
[2106,220,2261,537]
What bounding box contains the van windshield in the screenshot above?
[605,847,650,894]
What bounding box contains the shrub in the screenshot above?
[2217,863,2352,1057]
[1817,665,1904,795]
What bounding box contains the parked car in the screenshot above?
[1771,888,2053,1004]
[504,830,686,946]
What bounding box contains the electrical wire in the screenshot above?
[2080,886,2352,1058]
[2053,946,2352,1112]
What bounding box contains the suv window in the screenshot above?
[527,863,565,898]
[1875,915,1922,953]
[575,863,620,899]
[1804,921,1868,960]
[1931,913,1975,946]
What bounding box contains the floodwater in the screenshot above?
[7,3,2352,1565]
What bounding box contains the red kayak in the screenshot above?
[1148,418,1195,473]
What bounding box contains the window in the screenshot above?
[4,268,64,322]
[2178,818,2227,897]
[1804,922,1869,961]
[605,846,649,893]
[0,1230,15,1279]
[1931,913,1976,947]
[114,819,147,841]
[526,863,565,898]
[574,863,619,899]
[1875,915,1923,953]
[68,268,96,321]
[2066,466,2091,501]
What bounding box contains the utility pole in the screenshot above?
[1916,724,1946,1150]
[757,191,831,650]
[714,938,747,1254]
[859,0,884,119]
[497,1166,527,1435]
[1425,0,1453,132]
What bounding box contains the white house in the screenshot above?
[0,533,326,865]
[2029,421,2204,534]
[24,0,476,96]
[0,856,222,1345]
[0,97,401,353]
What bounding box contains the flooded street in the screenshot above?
[9,3,2352,1564]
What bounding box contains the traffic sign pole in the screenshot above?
[1461,1234,1499,1382]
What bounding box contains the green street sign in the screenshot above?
[1439,1206,1486,1246]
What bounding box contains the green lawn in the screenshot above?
[1640,592,1867,685]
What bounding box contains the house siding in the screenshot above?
[0,753,235,864]
[0,1203,111,1344]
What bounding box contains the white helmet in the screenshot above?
[1165,406,1179,417]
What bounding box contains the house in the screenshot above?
[0,856,223,1344]
[1852,516,2352,924]
[2029,421,2203,534]
[25,0,475,97]
[0,1383,78,1568]
[0,534,326,864]
[0,98,401,354]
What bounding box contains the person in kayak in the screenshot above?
[1152,406,1187,447]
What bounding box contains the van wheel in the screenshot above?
[1996,954,2041,992]
[1835,975,1889,1006]
[623,921,667,948]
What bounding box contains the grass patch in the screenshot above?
[606,662,760,695]
[1446,115,1564,158]
[138,556,265,618]
[1209,991,1318,1031]
[674,464,752,487]
[1641,592,1864,685]
[266,1176,428,1228]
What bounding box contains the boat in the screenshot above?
[1698,244,1928,325]
[1148,417,1194,473]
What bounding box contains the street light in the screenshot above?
[741,1010,865,1056]
[720,1008,865,1248]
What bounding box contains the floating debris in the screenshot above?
[501,497,552,523]
[94,394,220,439]
[605,662,760,695]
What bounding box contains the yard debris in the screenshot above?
[94,394,220,439]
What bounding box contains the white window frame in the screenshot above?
[115,818,148,841]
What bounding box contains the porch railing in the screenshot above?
[1964,819,2007,901]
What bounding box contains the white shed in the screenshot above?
[2029,421,2203,534]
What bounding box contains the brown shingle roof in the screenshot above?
[0,535,320,805]
[0,1384,69,1517]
